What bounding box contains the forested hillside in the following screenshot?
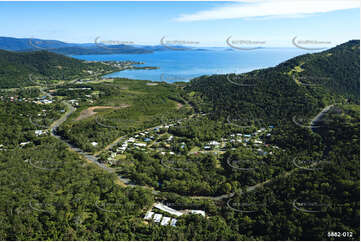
[0,50,115,88]
[185,40,360,125]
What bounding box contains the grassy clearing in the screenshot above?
[58,78,192,152]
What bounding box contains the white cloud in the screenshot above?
[174,0,360,22]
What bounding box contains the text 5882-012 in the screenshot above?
[328,232,353,238]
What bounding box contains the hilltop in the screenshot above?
[185,40,360,125]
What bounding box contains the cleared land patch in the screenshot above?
[75,105,130,121]
[146,82,159,86]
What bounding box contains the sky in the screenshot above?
[0,1,359,47]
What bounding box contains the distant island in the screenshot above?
[0,36,207,55]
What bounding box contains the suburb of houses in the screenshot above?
[101,118,278,167]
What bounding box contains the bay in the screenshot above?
[71,48,315,83]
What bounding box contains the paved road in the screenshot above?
[41,83,132,184]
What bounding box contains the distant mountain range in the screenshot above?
[0,37,207,55]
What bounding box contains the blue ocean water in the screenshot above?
[71,48,314,83]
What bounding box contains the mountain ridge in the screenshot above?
[0,36,203,55]
[185,40,360,125]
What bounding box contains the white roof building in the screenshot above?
[91,142,98,147]
[154,203,183,217]
[20,141,31,146]
[35,130,44,136]
[153,213,162,223]
[170,218,177,227]
[161,216,171,226]
[144,211,154,220]
[189,210,206,217]
[209,141,220,146]
[135,143,147,147]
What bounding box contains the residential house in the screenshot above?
[188,210,206,217]
[161,217,171,226]
[170,218,177,227]
[153,214,162,223]
[144,211,154,220]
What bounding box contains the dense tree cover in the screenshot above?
[0,99,158,240]
[0,50,118,88]
[121,116,292,196]
[0,139,155,240]
[0,40,359,240]
[280,40,360,102]
[0,98,63,147]
[185,41,359,125]
[216,105,360,240]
